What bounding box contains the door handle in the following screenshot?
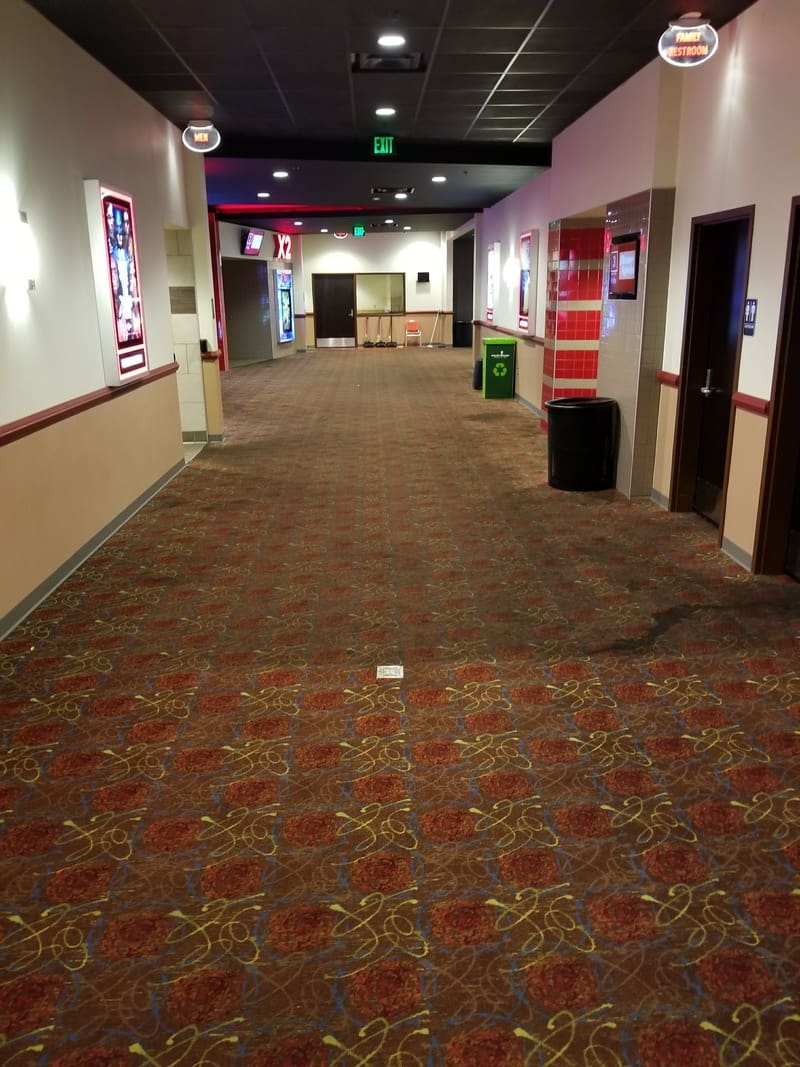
[700,368,713,397]
[348,309,354,317]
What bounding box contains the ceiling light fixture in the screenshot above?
[394,192,408,199]
[273,170,289,178]
[293,221,303,226]
[375,107,396,117]
[431,175,446,183]
[321,228,329,233]
[658,12,719,66]
[378,34,405,47]
[257,192,270,198]
[182,120,221,153]
[403,226,412,231]
[385,218,394,224]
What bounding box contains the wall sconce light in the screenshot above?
[658,12,719,67]
[0,192,38,319]
[0,206,37,295]
[182,120,222,153]
[19,212,36,290]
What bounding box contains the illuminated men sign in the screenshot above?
[273,233,292,259]
[181,121,222,153]
[658,16,719,67]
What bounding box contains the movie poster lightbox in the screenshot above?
[84,180,148,385]
[276,269,295,343]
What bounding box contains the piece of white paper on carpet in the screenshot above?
[377,665,404,679]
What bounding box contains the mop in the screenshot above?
[385,315,397,347]
[374,315,388,347]
[363,315,375,347]
[426,310,447,347]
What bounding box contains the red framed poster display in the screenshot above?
[84,180,149,385]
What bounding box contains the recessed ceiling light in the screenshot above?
[385,218,394,224]
[378,34,405,47]
[375,107,396,117]
[432,175,446,183]
[257,192,270,198]
[321,228,329,233]
[273,170,289,178]
[293,220,303,226]
[372,196,380,202]
[403,225,411,231]
[394,192,408,199]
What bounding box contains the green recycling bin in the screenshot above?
[482,338,516,398]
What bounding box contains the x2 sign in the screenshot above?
[273,234,292,260]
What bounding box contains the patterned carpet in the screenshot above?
[1,347,800,1066]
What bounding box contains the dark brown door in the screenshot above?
[312,274,355,346]
[787,465,800,579]
[220,258,273,364]
[453,233,474,347]
[672,210,753,527]
[754,196,800,578]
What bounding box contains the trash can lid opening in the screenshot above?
[545,397,616,409]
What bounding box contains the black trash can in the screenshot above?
[472,358,483,390]
[545,397,618,491]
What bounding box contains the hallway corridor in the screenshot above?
[1,348,799,1064]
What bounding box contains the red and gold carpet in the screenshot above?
[1,348,799,1065]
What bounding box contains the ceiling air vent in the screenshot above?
[351,52,425,73]
[371,186,415,197]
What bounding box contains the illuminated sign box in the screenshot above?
[84,180,149,386]
[373,135,395,156]
[658,20,718,67]
[353,225,366,237]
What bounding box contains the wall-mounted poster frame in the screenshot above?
[519,231,533,330]
[486,241,500,322]
[84,180,148,385]
[276,268,295,342]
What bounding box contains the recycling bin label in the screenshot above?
[482,339,516,398]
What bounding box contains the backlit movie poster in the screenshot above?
[102,188,146,372]
[277,269,295,343]
[519,231,532,330]
[487,244,497,322]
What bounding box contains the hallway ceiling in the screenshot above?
[29,0,756,233]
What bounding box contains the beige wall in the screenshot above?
[723,408,769,567]
[0,1,205,631]
[652,384,678,506]
[0,375,184,629]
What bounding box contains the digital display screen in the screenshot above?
[242,230,264,256]
[608,233,640,300]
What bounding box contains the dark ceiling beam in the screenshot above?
[214,138,552,167]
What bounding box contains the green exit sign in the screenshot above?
[353,225,366,237]
[372,135,395,156]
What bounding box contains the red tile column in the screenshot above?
[542,219,605,422]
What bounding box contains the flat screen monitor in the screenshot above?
[608,232,640,300]
[242,229,264,256]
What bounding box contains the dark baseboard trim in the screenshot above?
[0,458,186,640]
